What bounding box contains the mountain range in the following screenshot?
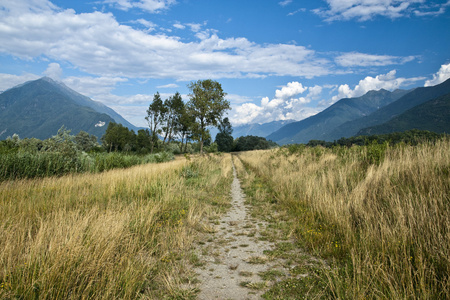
[0,77,138,140]
[1,77,449,144]
[267,78,450,145]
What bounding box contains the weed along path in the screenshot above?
[193,158,311,299]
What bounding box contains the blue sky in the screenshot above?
[1,0,449,128]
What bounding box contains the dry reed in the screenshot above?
[235,140,449,299]
[0,154,232,299]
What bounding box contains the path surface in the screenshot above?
[194,161,282,300]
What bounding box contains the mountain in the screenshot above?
[267,88,409,145]
[0,77,135,140]
[41,78,138,131]
[325,78,450,141]
[232,120,295,138]
[358,93,450,135]
[208,120,294,141]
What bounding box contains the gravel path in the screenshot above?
[194,160,280,300]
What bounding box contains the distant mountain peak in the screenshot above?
[0,77,138,140]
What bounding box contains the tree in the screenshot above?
[178,105,195,153]
[215,117,234,152]
[145,92,165,153]
[136,129,151,153]
[187,79,230,154]
[161,92,184,145]
[42,125,77,156]
[74,131,99,152]
[101,122,136,152]
[234,135,277,151]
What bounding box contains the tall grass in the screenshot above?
[235,139,449,299]
[0,153,232,299]
[0,151,174,181]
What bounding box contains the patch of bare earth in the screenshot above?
[191,161,312,299]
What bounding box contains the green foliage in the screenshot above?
[215,117,234,152]
[74,130,100,152]
[233,135,278,151]
[187,79,230,154]
[0,128,174,181]
[101,122,136,152]
[145,92,165,153]
[288,129,447,150]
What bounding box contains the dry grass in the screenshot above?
[0,153,232,299]
[235,140,450,299]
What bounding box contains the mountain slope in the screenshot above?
[0,78,124,140]
[42,77,139,131]
[267,88,409,145]
[325,78,450,141]
[232,120,294,138]
[358,93,450,135]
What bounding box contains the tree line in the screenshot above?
[102,79,278,154]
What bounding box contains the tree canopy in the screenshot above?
[187,79,230,154]
[215,117,234,152]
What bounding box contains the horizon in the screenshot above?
[1,0,449,128]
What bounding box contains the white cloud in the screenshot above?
[424,63,450,87]
[173,23,185,30]
[134,19,157,31]
[0,1,332,81]
[335,52,416,67]
[331,70,424,102]
[275,82,307,99]
[156,83,179,88]
[62,76,128,101]
[103,0,177,13]
[279,0,292,7]
[43,62,63,80]
[187,23,204,33]
[0,73,40,92]
[314,0,449,21]
[226,94,256,105]
[230,82,320,125]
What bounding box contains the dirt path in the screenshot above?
[194,160,286,299]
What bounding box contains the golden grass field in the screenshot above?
[234,139,449,299]
[0,154,232,299]
[1,139,449,299]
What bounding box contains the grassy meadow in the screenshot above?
[234,139,449,299]
[1,138,448,299]
[0,154,233,299]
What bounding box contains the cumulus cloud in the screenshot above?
[335,52,416,67]
[424,63,450,87]
[275,82,307,100]
[230,81,320,125]
[331,70,424,102]
[314,0,449,22]
[0,0,331,81]
[43,62,63,80]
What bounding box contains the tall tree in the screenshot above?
[161,92,184,145]
[101,122,136,152]
[74,130,99,152]
[187,79,230,154]
[215,117,234,152]
[136,129,151,153]
[178,105,195,153]
[145,92,165,153]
